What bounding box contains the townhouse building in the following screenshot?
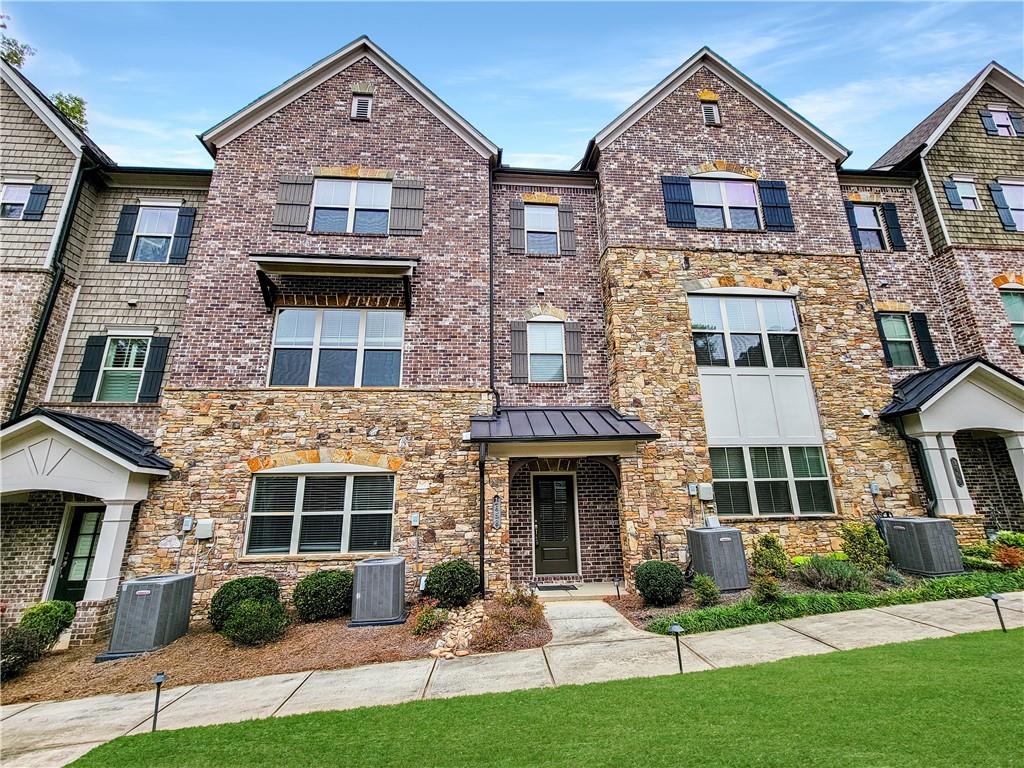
[2,39,1022,644]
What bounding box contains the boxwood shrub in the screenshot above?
[293,570,353,622]
[209,576,280,630]
[0,626,46,681]
[18,600,76,649]
[751,534,788,579]
[425,559,479,608]
[635,560,685,606]
[221,599,290,646]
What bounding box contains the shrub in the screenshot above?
[634,560,685,606]
[791,552,848,567]
[209,576,280,631]
[0,626,46,681]
[962,555,1005,572]
[751,534,788,579]
[839,522,889,574]
[18,600,76,649]
[962,541,995,559]
[691,574,720,608]
[752,574,783,604]
[882,568,906,586]
[495,586,539,609]
[796,556,871,593]
[996,531,1024,549]
[993,543,1024,569]
[293,570,353,623]
[221,599,289,646]
[410,599,447,636]
[425,559,479,609]
[472,600,545,652]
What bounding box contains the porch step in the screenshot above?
[534,582,620,602]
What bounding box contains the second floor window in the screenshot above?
[1001,290,1024,351]
[310,179,391,234]
[690,295,804,369]
[270,308,404,388]
[1001,182,1024,231]
[877,314,918,367]
[851,204,886,251]
[952,179,981,210]
[528,321,566,382]
[95,336,150,402]
[524,204,559,254]
[989,107,1017,137]
[692,178,759,230]
[132,206,179,262]
[0,184,31,220]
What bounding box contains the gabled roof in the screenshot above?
[469,407,660,444]
[579,47,849,170]
[880,356,1024,418]
[201,36,499,161]
[872,61,1024,170]
[1,408,171,472]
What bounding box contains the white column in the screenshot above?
[936,432,976,515]
[1005,433,1024,499]
[83,500,137,601]
[919,434,967,516]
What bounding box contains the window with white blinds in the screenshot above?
[710,445,833,517]
[246,473,395,555]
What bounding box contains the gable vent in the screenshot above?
[702,102,721,126]
[352,96,373,121]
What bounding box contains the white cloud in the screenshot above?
[86,110,211,168]
[502,152,579,169]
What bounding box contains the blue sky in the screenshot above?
[8,2,1022,169]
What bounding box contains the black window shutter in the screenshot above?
[169,207,196,265]
[138,337,171,403]
[979,109,999,136]
[510,321,528,383]
[22,185,52,221]
[72,336,107,401]
[557,200,577,256]
[757,180,795,232]
[271,175,314,232]
[110,204,139,262]
[942,181,963,210]
[661,176,696,228]
[389,178,425,236]
[873,314,893,367]
[565,322,584,383]
[910,313,939,368]
[1010,111,1024,138]
[843,201,862,252]
[989,183,1018,231]
[509,199,525,255]
[880,202,907,251]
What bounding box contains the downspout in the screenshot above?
[893,417,938,516]
[478,441,487,596]
[11,156,93,418]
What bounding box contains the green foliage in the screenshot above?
[962,555,1005,572]
[649,568,1024,634]
[495,587,541,609]
[51,92,87,130]
[209,576,280,631]
[18,600,76,649]
[996,531,1024,549]
[839,522,889,574]
[751,534,788,579]
[751,573,784,604]
[792,552,848,566]
[425,559,479,609]
[881,568,906,585]
[690,573,720,607]
[795,556,872,593]
[634,560,685,606]
[0,625,45,681]
[293,570,353,623]
[0,15,35,69]
[961,541,995,558]
[411,599,447,636]
[221,599,289,646]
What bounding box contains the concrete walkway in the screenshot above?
[2,592,1021,767]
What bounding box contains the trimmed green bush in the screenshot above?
[0,626,46,681]
[293,570,353,623]
[795,556,871,593]
[425,559,479,609]
[18,600,76,649]
[635,560,685,606]
[839,522,889,574]
[751,534,788,579]
[221,599,290,646]
[962,541,995,559]
[882,568,906,585]
[648,568,1024,635]
[752,573,783,604]
[962,555,1005,572]
[691,573,720,607]
[996,531,1024,549]
[791,552,848,566]
[209,576,280,631]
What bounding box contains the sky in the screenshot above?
[7,2,1023,170]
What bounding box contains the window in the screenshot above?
[528,321,565,382]
[690,295,804,369]
[351,95,373,120]
[1001,182,1024,231]
[710,445,833,517]
[701,102,721,126]
[270,308,403,388]
[952,179,981,210]
[246,473,395,555]
[692,178,760,230]
[1001,290,1024,351]
[131,206,179,263]
[0,184,31,220]
[878,314,918,367]
[310,179,391,234]
[852,204,886,251]
[524,204,558,254]
[95,336,149,402]
[990,107,1016,137]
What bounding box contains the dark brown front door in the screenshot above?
[533,475,578,575]
[53,505,103,603]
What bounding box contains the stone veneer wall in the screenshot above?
[601,246,926,579]
[0,270,51,419]
[0,491,64,628]
[954,430,1024,532]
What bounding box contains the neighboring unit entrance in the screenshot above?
[53,505,104,603]
[533,475,578,575]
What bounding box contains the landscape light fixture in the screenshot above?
[655,533,665,560]
[151,672,168,731]
[986,593,1007,632]
[669,623,684,673]
[613,578,622,600]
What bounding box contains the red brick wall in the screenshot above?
[1,491,63,628]
[954,431,1024,532]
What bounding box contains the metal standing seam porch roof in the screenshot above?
[879,356,1024,419]
[469,407,660,444]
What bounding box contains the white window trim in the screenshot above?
[308,178,392,234]
[0,183,32,221]
[523,203,560,255]
[950,175,982,210]
[710,444,835,518]
[852,203,890,251]
[877,313,920,368]
[93,336,151,403]
[701,102,721,126]
[998,178,1024,231]
[988,104,1017,137]
[129,206,179,264]
[527,317,566,384]
[243,473,395,556]
[691,295,805,370]
[268,307,405,388]
[351,95,373,120]
[691,175,762,231]
[1000,287,1024,350]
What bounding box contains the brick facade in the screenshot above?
[954,431,1024,531]
[0,491,65,628]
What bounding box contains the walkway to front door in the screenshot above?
[533,475,578,576]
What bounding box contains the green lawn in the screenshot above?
[73,630,1023,768]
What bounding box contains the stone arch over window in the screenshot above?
[681,275,796,294]
[682,160,760,179]
[245,447,404,473]
[993,272,1024,289]
[523,302,569,322]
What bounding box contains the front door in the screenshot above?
[533,475,578,575]
[53,505,104,603]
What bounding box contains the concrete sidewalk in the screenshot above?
[2,592,1021,767]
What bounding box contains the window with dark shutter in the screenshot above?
[989,182,1019,231]
[21,185,52,221]
[557,200,577,256]
[979,109,999,136]
[389,179,425,236]
[843,200,862,251]
[942,181,964,209]
[880,202,907,251]
[910,312,940,368]
[271,175,314,232]
[757,180,795,232]
[1009,111,1024,137]
[72,336,107,401]
[662,176,697,228]
[509,199,526,254]
[109,205,140,262]
[565,322,584,384]
[169,208,196,264]
[138,336,171,403]
[510,321,529,383]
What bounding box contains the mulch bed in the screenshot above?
[467,598,552,654]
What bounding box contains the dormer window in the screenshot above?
[351,95,373,121]
[702,102,721,126]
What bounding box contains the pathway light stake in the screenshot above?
[613,578,622,600]
[151,672,168,732]
[987,593,1007,633]
[669,623,684,673]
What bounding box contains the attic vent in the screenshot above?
[702,102,721,126]
[352,96,373,121]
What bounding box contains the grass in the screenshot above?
[72,630,1023,768]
